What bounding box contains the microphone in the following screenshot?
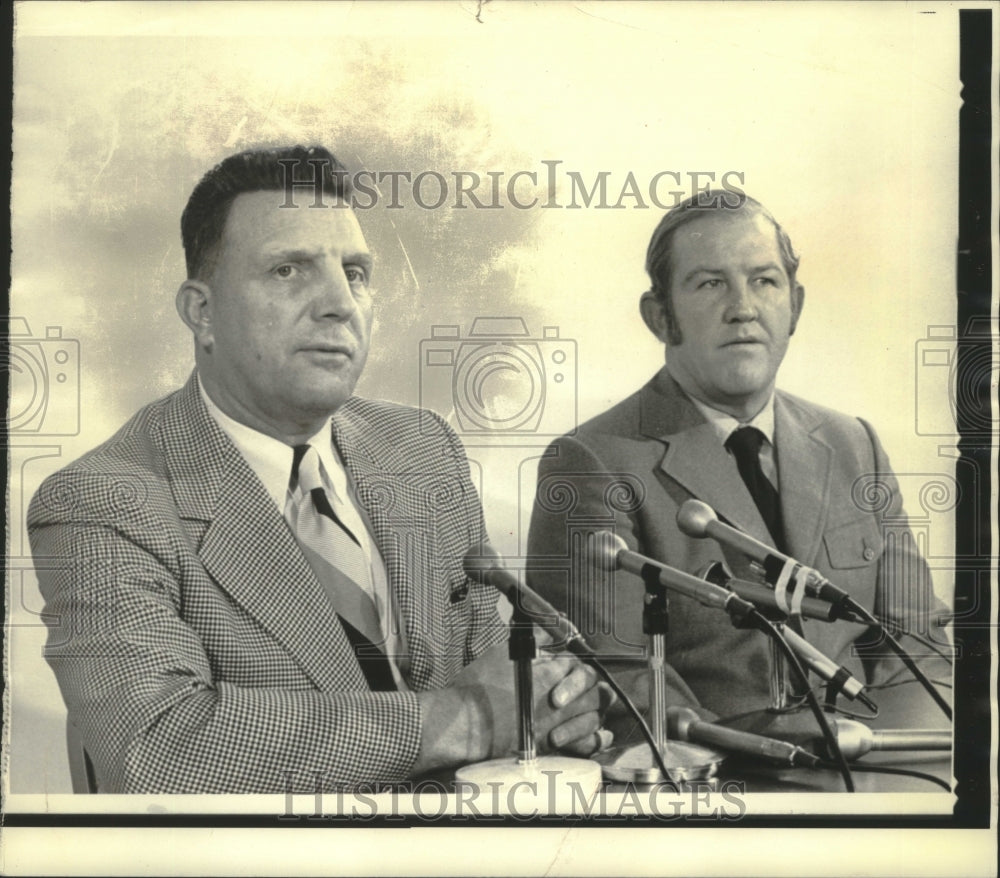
[677,500,852,611]
[678,502,954,724]
[698,562,873,707]
[590,541,873,707]
[698,561,850,624]
[820,719,951,761]
[666,706,820,768]
[780,627,877,710]
[588,532,757,622]
[462,545,594,658]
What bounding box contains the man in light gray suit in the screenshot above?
[28,146,606,793]
[527,191,950,735]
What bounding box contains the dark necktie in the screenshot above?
[725,426,786,554]
[286,444,397,691]
[725,426,807,654]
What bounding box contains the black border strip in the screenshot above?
[0,813,968,829]
[952,6,993,830]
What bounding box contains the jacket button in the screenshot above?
[863,547,876,561]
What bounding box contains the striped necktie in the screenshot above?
[285,443,396,691]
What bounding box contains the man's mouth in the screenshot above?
[302,344,353,356]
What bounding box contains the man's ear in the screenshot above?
[640,290,671,342]
[789,283,805,335]
[176,280,215,350]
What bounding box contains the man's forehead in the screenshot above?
[672,210,782,263]
[676,209,775,242]
[222,189,368,252]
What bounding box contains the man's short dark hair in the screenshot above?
[181,145,353,280]
[645,190,800,344]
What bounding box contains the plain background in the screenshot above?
[5,2,992,876]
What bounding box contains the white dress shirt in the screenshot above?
[689,394,779,490]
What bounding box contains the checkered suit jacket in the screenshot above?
[528,369,950,725]
[28,373,506,793]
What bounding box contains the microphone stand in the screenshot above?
[719,617,821,740]
[510,604,538,763]
[767,630,792,712]
[697,563,814,740]
[594,567,724,785]
[454,606,603,812]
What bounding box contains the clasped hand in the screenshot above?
[450,637,614,760]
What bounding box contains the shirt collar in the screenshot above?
[301,423,351,506]
[198,375,340,510]
[688,393,776,447]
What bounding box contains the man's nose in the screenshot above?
[724,280,757,322]
[313,267,357,320]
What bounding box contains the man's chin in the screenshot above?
[293,380,360,418]
[711,374,775,410]
[719,363,775,392]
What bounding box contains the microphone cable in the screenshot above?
[867,677,952,692]
[899,629,955,665]
[814,698,880,724]
[814,761,951,792]
[842,597,953,722]
[748,613,856,792]
[570,652,676,787]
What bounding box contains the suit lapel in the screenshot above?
[642,370,774,546]
[162,375,368,693]
[332,407,442,689]
[773,392,833,568]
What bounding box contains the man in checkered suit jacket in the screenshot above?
[28,146,607,794]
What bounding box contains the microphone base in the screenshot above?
[454,756,603,814]
[594,741,725,786]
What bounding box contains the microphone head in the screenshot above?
[587,531,628,571]
[822,718,872,760]
[462,543,503,584]
[665,706,699,740]
[676,499,718,538]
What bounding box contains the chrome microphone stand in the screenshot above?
[718,617,815,739]
[454,605,603,811]
[767,627,792,710]
[594,567,724,785]
[698,561,808,739]
[511,603,539,763]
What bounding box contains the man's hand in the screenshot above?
[411,639,613,776]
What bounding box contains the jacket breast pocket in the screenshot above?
[823,517,884,569]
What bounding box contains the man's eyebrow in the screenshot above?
[260,247,320,263]
[259,247,373,268]
[344,252,374,270]
[681,262,783,283]
[681,267,724,284]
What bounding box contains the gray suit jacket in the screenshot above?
[527,369,949,722]
[28,373,505,793]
